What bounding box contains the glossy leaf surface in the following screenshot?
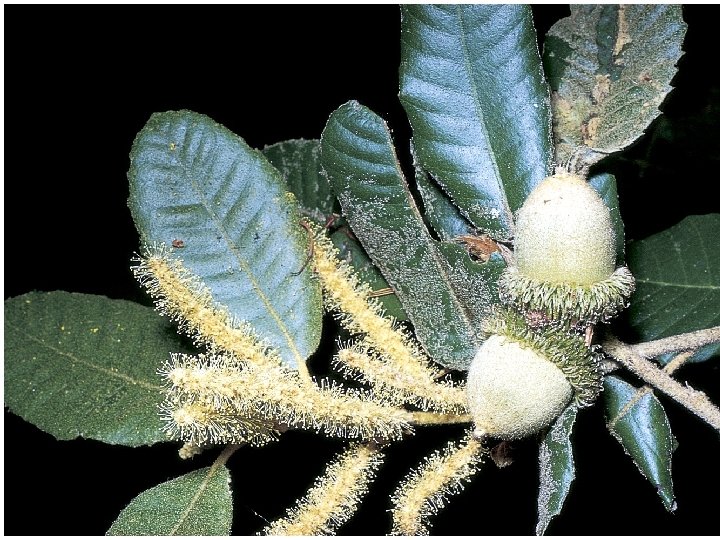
[262,138,336,222]
[604,375,675,511]
[625,214,720,363]
[588,172,625,264]
[400,4,553,241]
[129,111,322,369]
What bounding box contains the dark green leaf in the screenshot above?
[588,172,625,264]
[262,139,337,223]
[604,375,675,511]
[129,111,323,370]
[400,4,553,241]
[4,291,188,446]
[544,5,686,166]
[626,214,720,363]
[321,101,503,370]
[330,229,408,321]
[537,406,578,536]
[414,157,475,241]
[107,464,233,535]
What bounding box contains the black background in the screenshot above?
[4,6,720,535]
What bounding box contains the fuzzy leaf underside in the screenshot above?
[107,465,233,535]
[4,291,188,446]
[537,405,578,536]
[604,375,675,511]
[262,137,405,317]
[331,229,408,321]
[262,139,337,222]
[544,5,686,166]
[625,214,720,363]
[263,138,409,320]
[129,111,322,369]
[588,172,625,264]
[321,101,503,370]
[400,4,553,241]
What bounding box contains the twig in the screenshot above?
[632,325,720,359]
[663,350,696,376]
[603,336,720,434]
[409,412,472,426]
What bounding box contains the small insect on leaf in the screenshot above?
[171,239,185,249]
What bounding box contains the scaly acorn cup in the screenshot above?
[499,172,635,327]
[466,309,603,440]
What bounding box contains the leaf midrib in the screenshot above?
[168,466,219,535]
[183,141,305,368]
[6,321,163,392]
[455,5,515,234]
[636,279,719,291]
[382,114,483,349]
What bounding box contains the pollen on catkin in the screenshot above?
[162,353,413,441]
[159,394,279,447]
[334,342,467,412]
[261,443,384,535]
[390,434,484,535]
[131,245,282,368]
[311,227,465,413]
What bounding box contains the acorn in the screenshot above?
[499,172,635,326]
[466,309,602,440]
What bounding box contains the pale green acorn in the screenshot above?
[499,172,635,326]
[466,309,602,440]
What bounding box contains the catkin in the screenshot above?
[262,444,383,535]
[312,228,466,413]
[161,353,412,441]
[132,245,282,369]
[390,434,484,535]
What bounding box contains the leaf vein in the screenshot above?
[6,321,163,392]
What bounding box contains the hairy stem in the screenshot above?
[409,412,472,426]
[631,325,720,359]
[604,336,720,434]
[663,350,695,375]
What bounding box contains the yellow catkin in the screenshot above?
[390,435,484,535]
[132,246,282,369]
[159,395,279,447]
[162,353,413,441]
[335,343,467,412]
[262,444,383,535]
[312,228,466,413]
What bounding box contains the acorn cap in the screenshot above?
[498,265,635,325]
[515,172,616,286]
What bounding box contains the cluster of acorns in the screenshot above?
[466,173,636,440]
